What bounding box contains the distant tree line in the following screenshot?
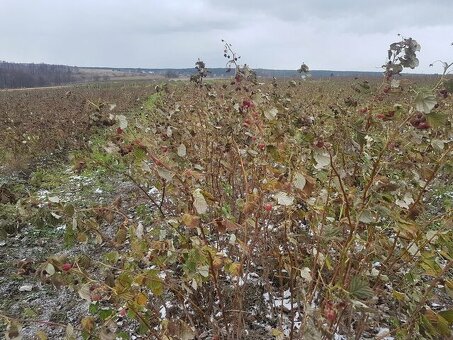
[0,61,78,89]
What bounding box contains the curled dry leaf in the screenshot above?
[313,151,330,170]
[116,114,128,129]
[264,107,278,120]
[157,167,174,182]
[193,189,208,214]
[292,172,306,190]
[5,320,23,340]
[78,283,92,302]
[274,192,295,206]
[177,143,187,157]
[214,218,241,233]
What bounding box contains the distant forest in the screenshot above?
[1,61,418,89]
[0,62,77,88]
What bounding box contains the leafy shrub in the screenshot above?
[4,38,452,340]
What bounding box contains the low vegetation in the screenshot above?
[0,38,452,339]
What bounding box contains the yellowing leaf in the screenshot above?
[393,290,407,301]
[81,317,95,333]
[228,262,242,277]
[271,328,285,340]
[182,213,200,229]
[426,111,447,128]
[439,310,453,324]
[394,219,418,239]
[35,330,48,340]
[135,292,148,306]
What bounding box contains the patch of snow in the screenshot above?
[159,301,172,319]
[376,328,393,339]
[148,187,159,195]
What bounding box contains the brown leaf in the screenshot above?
[104,211,114,224]
[242,201,257,215]
[300,174,316,198]
[111,195,122,209]
[407,202,423,220]
[214,218,241,233]
[135,292,148,306]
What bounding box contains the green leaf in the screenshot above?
[439,310,453,324]
[104,251,120,264]
[420,252,442,276]
[89,303,99,314]
[99,308,114,321]
[426,111,447,128]
[444,79,453,93]
[348,276,374,300]
[415,91,437,114]
[445,280,453,299]
[358,210,376,224]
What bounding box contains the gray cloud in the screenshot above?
[1,0,451,72]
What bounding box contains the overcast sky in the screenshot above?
[1,0,452,73]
